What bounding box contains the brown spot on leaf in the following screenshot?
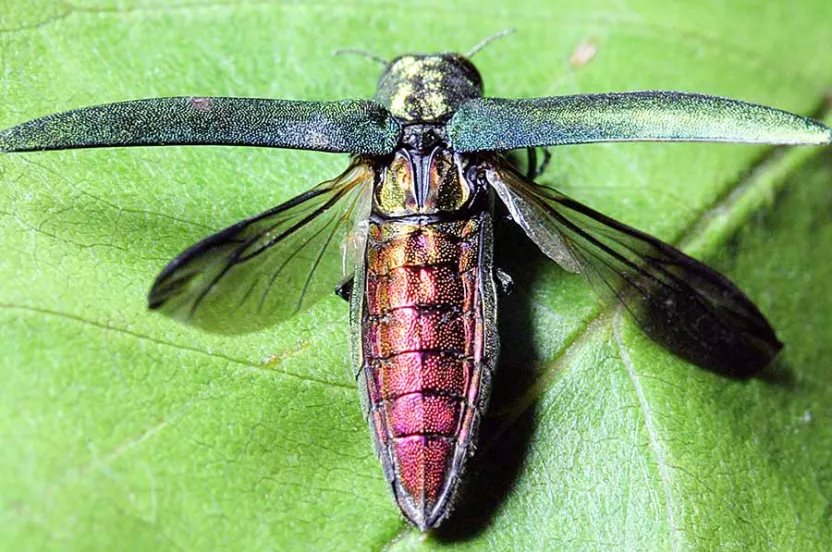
[569,39,598,69]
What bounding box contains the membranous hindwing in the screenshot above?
[340,163,375,280]
[485,157,782,377]
[148,160,376,333]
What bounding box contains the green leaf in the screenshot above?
[1,1,830,550]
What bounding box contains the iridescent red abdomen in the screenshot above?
[351,147,498,529]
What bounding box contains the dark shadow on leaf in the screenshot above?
[753,355,795,388]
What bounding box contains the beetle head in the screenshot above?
[374,53,483,123]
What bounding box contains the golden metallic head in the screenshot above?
[374,54,484,122]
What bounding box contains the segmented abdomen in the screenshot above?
[355,214,497,529]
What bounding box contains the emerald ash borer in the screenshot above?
[2,32,830,530]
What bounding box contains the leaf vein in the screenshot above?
[0,302,354,390]
[615,314,679,551]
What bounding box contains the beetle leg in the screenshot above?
[525,147,552,179]
[525,148,537,180]
[495,268,515,296]
[537,147,552,177]
[335,276,354,302]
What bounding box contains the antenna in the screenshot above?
[467,28,516,58]
[333,48,389,66]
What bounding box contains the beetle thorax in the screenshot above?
[374,54,483,122]
[373,144,480,217]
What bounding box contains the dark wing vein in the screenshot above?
[487,158,782,377]
[148,160,373,334]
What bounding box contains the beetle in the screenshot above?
[2,33,830,530]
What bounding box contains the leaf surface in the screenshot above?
[1,1,831,550]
